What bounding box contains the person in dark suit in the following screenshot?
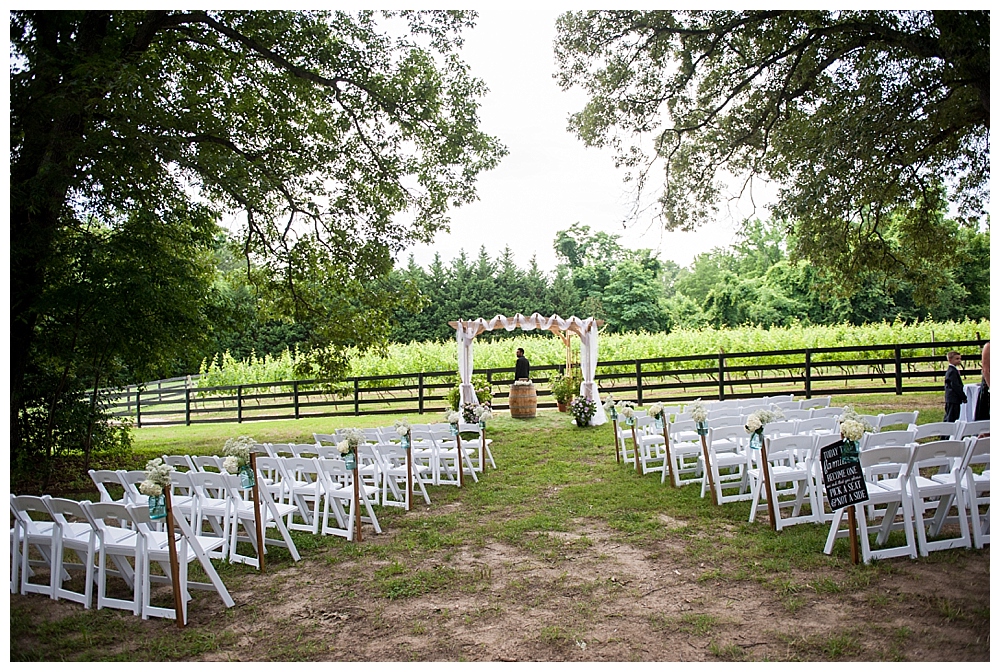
[944,351,967,422]
[515,348,530,381]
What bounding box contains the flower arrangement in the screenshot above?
[139,457,174,497]
[475,405,493,424]
[570,396,597,427]
[394,418,411,438]
[687,400,709,424]
[616,400,636,425]
[603,394,616,413]
[744,408,784,433]
[222,435,255,475]
[647,402,664,420]
[838,406,874,441]
[461,402,480,424]
[445,410,461,425]
[339,428,366,454]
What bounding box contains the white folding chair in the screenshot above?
[80,500,141,614]
[663,419,703,487]
[374,443,432,509]
[162,455,196,472]
[770,400,803,411]
[958,436,990,548]
[904,440,972,556]
[181,471,233,558]
[89,469,128,504]
[957,419,990,440]
[748,434,819,530]
[127,502,235,623]
[315,458,382,539]
[278,456,326,534]
[780,409,813,421]
[217,472,300,567]
[117,470,152,507]
[43,497,99,609]
[191,455,223,472]
[823,444,918,563]
[859,414,883,432]
[11,494,63,600]
[699,424,751,503]
[459,421,496,472]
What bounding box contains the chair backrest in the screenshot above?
[633,416,656,430]
[764,434,817,463]
[860,430,916,451]
[770,400,803,411]
[289,443,320,458]
[859,445,912,482]
[911,421,960,442]
[44,496,90,532]
[906,440,968,475]
[162,455,195,472]
[80,499,133,534]
[859,414,883,431]
[117,470,151,504]
[283,456,322,482]
[795,416,840,435]
[800,396,832,410]
[958,419,990,439]
[314,445,344,459]
[11,494,55,533]
[316,457,351,489]
[708,424,745,447]
[961,435,990,471]
[763,420,798,438]
[313,433,340,446]
[192,455,222,472]
[811,407,847,419]
[667,418,698,438]
[764,394,795,404]
[708,413,743,427]
[185,470,233,498]
[90,469,126,503]
[879,411,919,431]
[781,409,813,421]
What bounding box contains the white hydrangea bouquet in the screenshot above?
[744,408,784,450]
[222,435,256,487]
[615,400,637,426]
[687,400,709,435]
[603,394,617,420]
[474,404,493,427]
[838,406,874,457]
[139,457,174,519]
[394,418,412,448]
[338,428,366,470]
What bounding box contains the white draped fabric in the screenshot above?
[453,313,607,426]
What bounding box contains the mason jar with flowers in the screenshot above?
[445,410,461,435]
[338,427,366,471]
[838,406,874,459]
[222,435,257,488]
[687,400,709,435]
[603,394,618,421]
[744,408,784,450]
[139,457,174,519]
[616,400,637,427]
[474,404,493,429]
[394,419,412,449]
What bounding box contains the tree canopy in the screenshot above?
[554,10,989,297]
[9,10,505,485]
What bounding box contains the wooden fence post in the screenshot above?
[354,378,360,416]
[718,352,726,401]
[136,389,142,428]
[237,386,243,423]
[804,350,812,399]
[894,345,903,395]
[635,360,643,406]
[184,388,191,426]
[418,373,425,414]
[293,381,300,420]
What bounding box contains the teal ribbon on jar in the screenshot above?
[450,423,459,436]
[479,420,486,430]
[239,463,256,489]
[344,450,357,471]
[749,429,764,451]
[401,432,410,449]
[654,416,663,430]
[609,406,618,421]
[696,420,709,436]
[148,494,166,520]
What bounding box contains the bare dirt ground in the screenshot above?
[15,511,987,662]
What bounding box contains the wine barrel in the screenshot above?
[508,383,537,419]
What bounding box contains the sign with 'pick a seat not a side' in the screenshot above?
[820,439,870,510]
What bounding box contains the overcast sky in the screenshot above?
[402,9,773,274]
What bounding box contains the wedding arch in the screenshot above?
[449,313,608,426]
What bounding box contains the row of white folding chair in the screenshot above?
[10,494,235,621]
[824,436,989,561]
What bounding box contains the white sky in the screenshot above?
[402,9,775,273]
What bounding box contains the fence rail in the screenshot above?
[106,339,986,427]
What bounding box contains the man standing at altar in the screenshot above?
[944,351,967,422]
[515,348,531,381]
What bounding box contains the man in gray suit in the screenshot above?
[943,351,967,422]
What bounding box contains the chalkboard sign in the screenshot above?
[820,439,870,510]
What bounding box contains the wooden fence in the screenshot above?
[106,339,986,427]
